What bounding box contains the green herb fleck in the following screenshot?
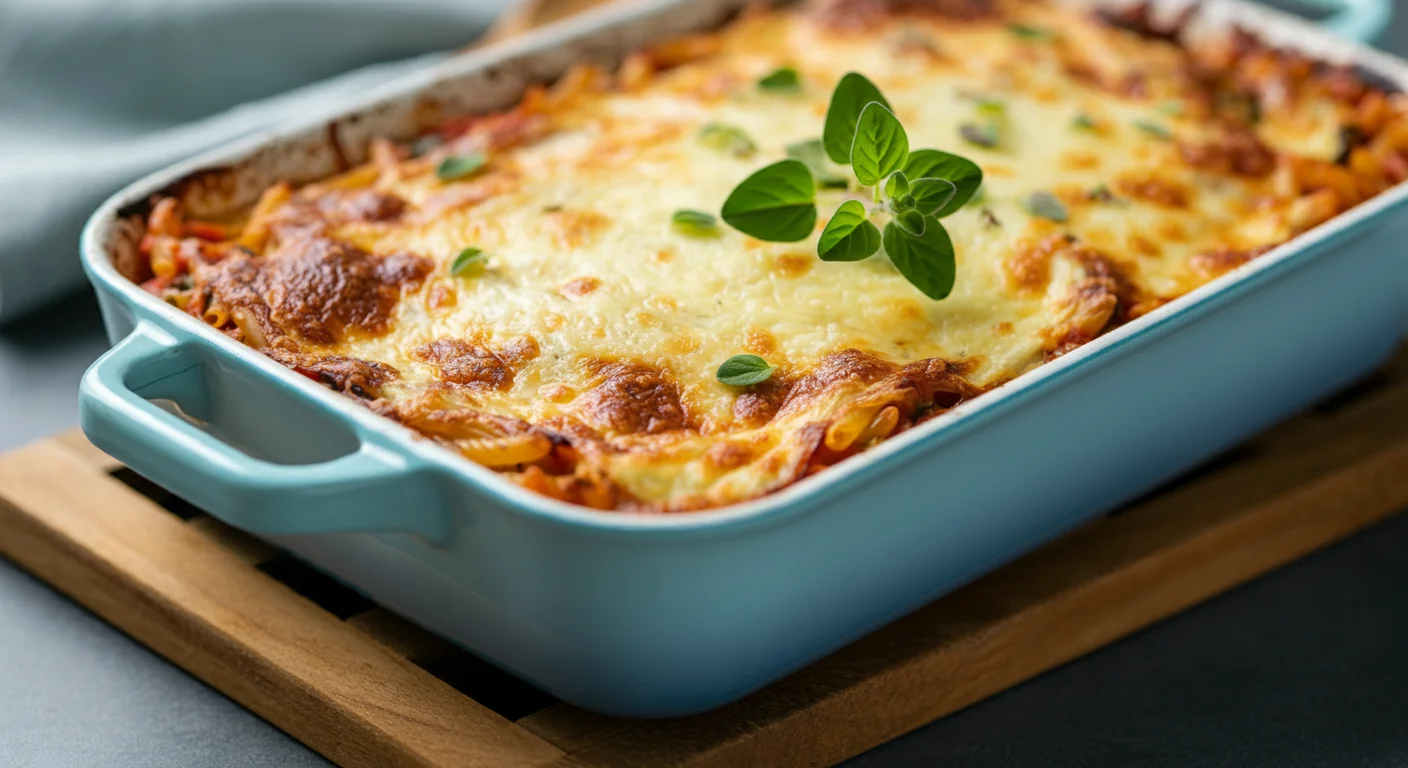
[1087,184,1116,203]
[758,67,802,93]
[960,122,1000,149]
[671,209,721,238]
[1134,120,1173,140]
[698,122,757,158]
[720,159,817,242]
[818,200,883,262]
[449,247,487,276]
[1024,192,1069,223]
[786,139,849,189]
[1007,23,1055,41]
[1071,112,1099,132]
[436,153,487,182]
[717,355,776,387]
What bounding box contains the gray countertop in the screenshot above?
[4,5,1408,763]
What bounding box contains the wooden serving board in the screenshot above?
[3,2,1408,765]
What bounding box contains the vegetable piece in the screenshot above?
[717,355,777,386]
[720,160,818,242]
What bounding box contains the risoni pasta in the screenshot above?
[122,0,1408,512]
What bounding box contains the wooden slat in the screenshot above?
[0,439,562,768]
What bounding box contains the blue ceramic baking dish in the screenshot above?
[78,0,1406,717]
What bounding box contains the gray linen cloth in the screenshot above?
[0,0,509,323]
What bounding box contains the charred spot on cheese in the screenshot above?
[560,276,603,299]
[260,238,430,344]
[313,189,407,224]
[576,361,694,436]
[809,0,998,31]
[1115,176,1190,208]
[135,0,1408,512]
[268,349,399,399]
[1178,130,1275,178]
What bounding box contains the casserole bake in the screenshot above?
[80,0,1406,716]
[117,0,1408,513]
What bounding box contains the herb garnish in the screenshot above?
[960,122,1000,149]
[720,160,818,242]
[1007,23,1055,41]
[786,139,849,189]
[960,96,1005,149]
[1024,192,1069,223]
[1071,112,1099,132]
[758,67,802,93]
[717,355,776,386]
[449,247,487,276]
[436,153,487,182]
[671,209,721,238]
[1134,120,1173,140]
[698,123,757,158]
[719,72,982,300]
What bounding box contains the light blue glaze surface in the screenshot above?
[78,0,1406,717]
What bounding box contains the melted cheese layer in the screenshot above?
[150,0,1407,511]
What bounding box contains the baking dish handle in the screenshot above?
[79,322,450,542]
[1304,0,1391,44]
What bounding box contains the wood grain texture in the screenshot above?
[0,440,563,768]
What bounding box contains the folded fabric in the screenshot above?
[0,0,509,323]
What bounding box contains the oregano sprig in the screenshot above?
[719,71,983,300]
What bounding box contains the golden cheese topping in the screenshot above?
[131,0,1408,511]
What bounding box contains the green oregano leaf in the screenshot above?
[720,159,817,242]
[716,354,776,387]
[449,247,487,276]
[786,139,849,189]
[884,170,911,199]
[823,72,892,164]
[436,153,487,182]
[909,177,958,216]
[817,200,882,262]
[851,102,909,186]
[698,122,757,158]
[903,150,984,218]
[1134,120,1173,140]
[883,218,956,300]
[1024,191,1069,223]
[758,67,802,93]
[895,208,927,236]
[671,209,720,238]
[1007,23,1055,41]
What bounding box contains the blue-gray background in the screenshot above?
[2,2,1407,765]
